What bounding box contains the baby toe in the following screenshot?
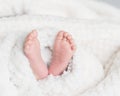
[25,39,33,44]
[63,37,67,41]
[67,34,72,40]
[71,44,76,51]
[28,31,36,40]
[63,32,68,38]
[27,40,33,45]
[26,33,32,40]
[56,31,64,40]
[32,30,38,37]
[24,44,30,54]
[69,38,76,50]
[69,39,74,44]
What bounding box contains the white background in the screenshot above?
[102,0,120,8]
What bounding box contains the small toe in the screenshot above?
[56,31,64,40]
[63,37,67,41]
[24,40,32,50]
[26,40,33,45]
[63,32,68,38]
[67,34,72,40]
[69,39,74,44]
[70,40,76,51]
[71,45,76,51]
[24,44,30,52]
[24,39,30,46]
[69,37,76,51]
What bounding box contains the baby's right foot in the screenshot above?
[24,30,48,80]
[49,31,76,75]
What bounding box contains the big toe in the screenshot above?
[27,30,38,40]
[56,31,64,40]
[32,30,38,37]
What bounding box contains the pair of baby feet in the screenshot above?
[24,30,76,80]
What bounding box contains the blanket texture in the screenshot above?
[0,0,120,96]
[0,15,120,96]
[0,0,120,18]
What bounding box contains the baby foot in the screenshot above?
[49,31,76,75]
[24,30,48,80]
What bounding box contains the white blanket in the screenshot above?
[0,0,120,19]
[0,0,120,96]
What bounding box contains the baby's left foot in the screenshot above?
[48,31,76,75]
[24,30,48,80]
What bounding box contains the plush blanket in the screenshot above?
[0,0,120,96]
[0,0,120,19]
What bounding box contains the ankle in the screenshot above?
[48,62,68,76]
[36,69,48,80]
